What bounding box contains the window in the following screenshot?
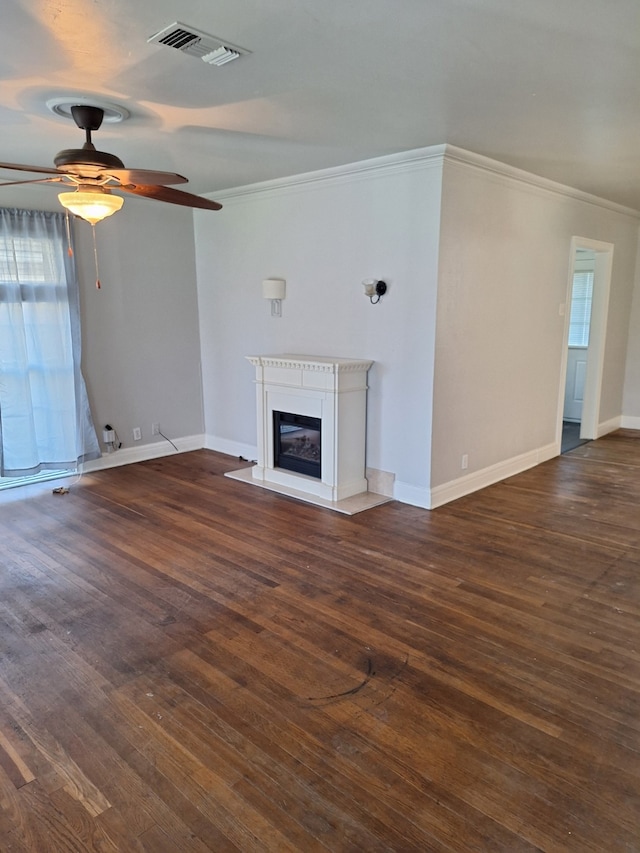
[0,235,59,283]
[0,208,99,481]
[568,269,594,347]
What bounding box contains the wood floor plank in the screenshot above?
[160,648,528,853]
[120,671,419,853]
[1,432,639,850]
[195,624,598,849]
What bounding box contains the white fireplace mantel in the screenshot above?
[225,354,391,514]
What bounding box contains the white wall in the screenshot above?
[622,237,640,427]
[6,146,639,506]
[1,184,205,456]
[195,152,444,502]
[75,198,204,453]
[431,151,639,497]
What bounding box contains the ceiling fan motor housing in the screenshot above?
[54,105,125,172]
[54,147,125,171]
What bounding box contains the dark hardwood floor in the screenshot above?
[0,431,639,852]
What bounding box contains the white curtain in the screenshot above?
[0,208,100,476]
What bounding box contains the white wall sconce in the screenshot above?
[362,279,387,304]
[263,277,286,317]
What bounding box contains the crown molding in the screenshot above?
[206,143,640,219]
[206,145,447,202]
[442,145,640,219]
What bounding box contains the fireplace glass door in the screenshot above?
[273,411,321,479]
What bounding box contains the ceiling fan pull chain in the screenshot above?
[64,209,73,257]
[92,225,101,289]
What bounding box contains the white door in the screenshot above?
[563,253,594,425]
[563,347,587,421]
[557,238,613,447]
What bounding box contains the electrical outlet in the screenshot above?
[152,422,160,436]
[133,427,142,441]
[461,453,469,470]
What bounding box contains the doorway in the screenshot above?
[558,238,614,451]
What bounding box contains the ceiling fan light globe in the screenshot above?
[58,189,124,225]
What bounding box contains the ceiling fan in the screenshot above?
[0,104,222,224]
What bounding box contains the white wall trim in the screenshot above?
[428,442,558,510]
[621,417,640,429]
[208,145,446,204]
[204,434,258,462]
[393,480,432,510]
[399,422,630,512]
[207,143,640,218]
[83,434,205,472]
[443,146,640,219]
[597,416,622,436]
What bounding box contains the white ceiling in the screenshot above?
[2,0,640,209]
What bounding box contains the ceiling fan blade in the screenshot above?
[0,176,63,188]
[119,183,222,210]
[104,168,188,186]
[0,161,60,176]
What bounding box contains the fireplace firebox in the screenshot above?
[273,411,321,478]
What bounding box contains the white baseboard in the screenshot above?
[204,434,258,462]
[83,434,205,473]
[597,416,622,436]
[393,480,432,509]
[620,416,640,430]
[428,442,558,510]
[84,425,636,512]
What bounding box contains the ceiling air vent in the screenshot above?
[147,21,249,64]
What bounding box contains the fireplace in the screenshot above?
[226,354,391,514]
[273,411,321,478]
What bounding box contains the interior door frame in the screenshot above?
[557,236,614,447]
